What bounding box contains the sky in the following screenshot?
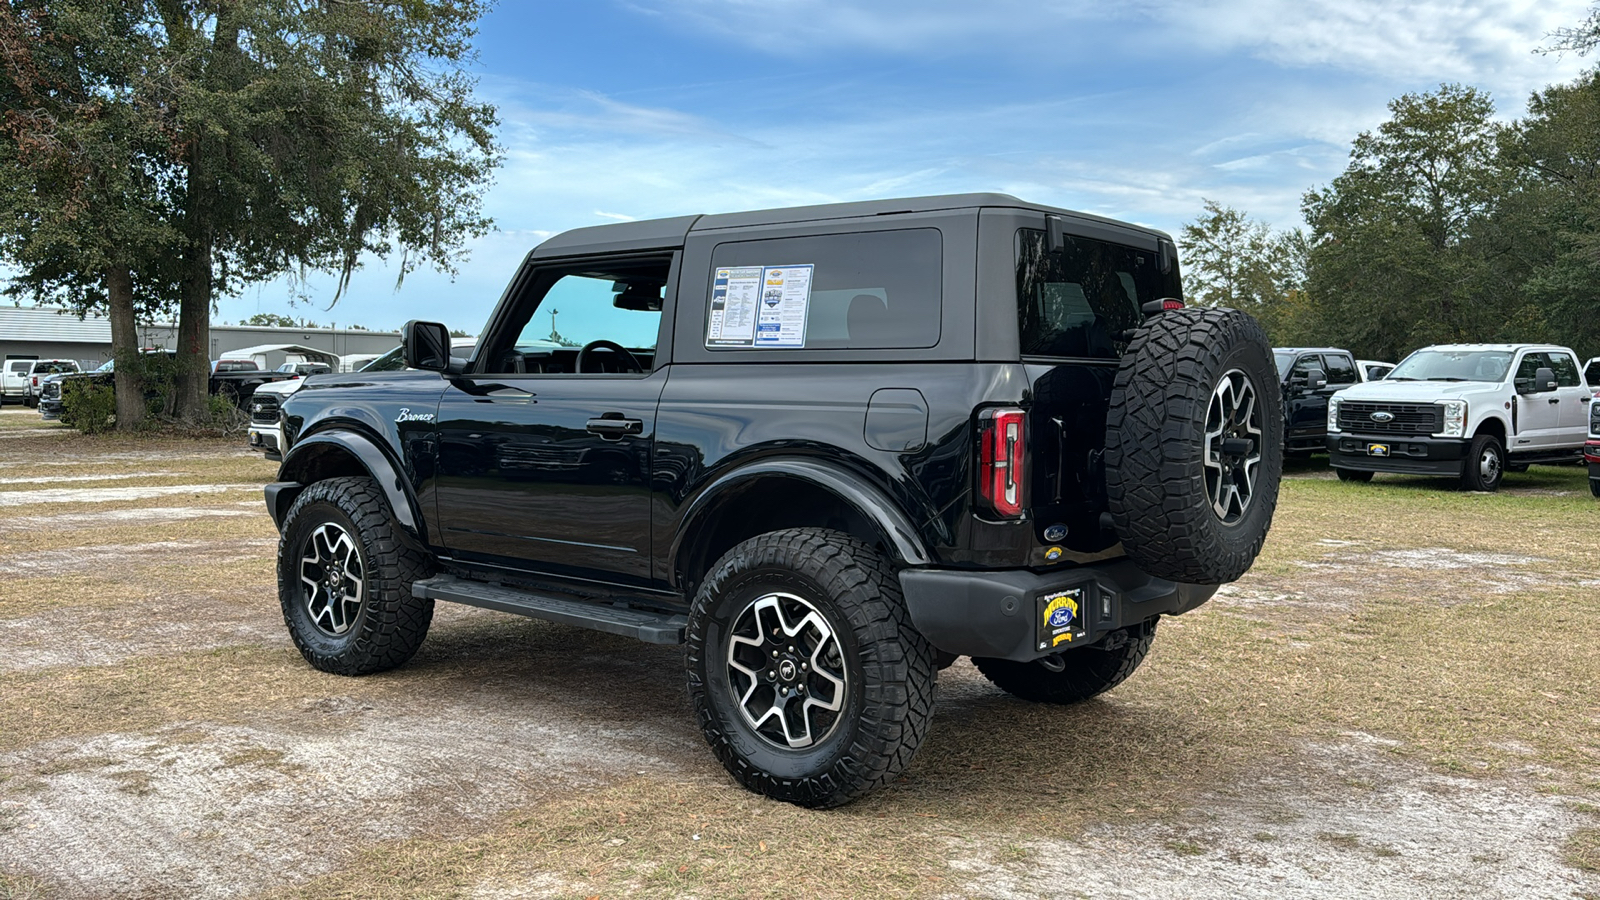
[210,0,1597,335]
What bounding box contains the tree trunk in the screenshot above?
[173,144,213,423]
[106,266,145,431]
[173,231,211,421]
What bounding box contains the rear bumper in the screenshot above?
[898,559,1217,662]
[1326,433,1467,475]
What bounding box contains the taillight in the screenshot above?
[977,407,1026,518]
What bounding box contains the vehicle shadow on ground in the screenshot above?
[383,610,1209,816]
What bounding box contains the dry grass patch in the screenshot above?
[266,777,955,900]
[0,550,274,620]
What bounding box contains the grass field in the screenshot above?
[1,406,1596,899]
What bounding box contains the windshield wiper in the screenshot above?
[1387,376,1418,381]
[1427,377,1468,382]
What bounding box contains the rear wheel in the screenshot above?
[974,622,1157,705]
[277,476,434,675]
[1461,434,1504,492]
[686,528,936,808]
[1335,468,1373,483]
[1590,477,1600,499]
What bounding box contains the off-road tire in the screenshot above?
[1335,468,1373,483]
[1591,477,1600,499]
[686,528,936,808]
[277,476,434,675]
[1461,434,1504,492]
[1104,307,1283,584]
[973,621,1157,704]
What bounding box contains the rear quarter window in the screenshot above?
[707,228,942,350]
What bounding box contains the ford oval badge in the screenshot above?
[1043,523,1068,542]
[1370,411,1395,423]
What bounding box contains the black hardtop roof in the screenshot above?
[530,193,1171,258]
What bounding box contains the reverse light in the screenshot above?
[1440,400,1466,438]
[1327,396,1342,433]
[977,407,1026,518]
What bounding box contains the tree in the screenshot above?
[1178,201,1310,344]
[0,1,183,429]
[1499,69,1600,359]
[1301,84,1517,360]
[3,0,500,424]
[1547,4,1599,55]
[241,313,301,328]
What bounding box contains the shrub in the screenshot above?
[62,382,116,434]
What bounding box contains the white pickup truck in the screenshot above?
[1326,343,1593,491]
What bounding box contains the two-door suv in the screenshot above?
[264,194,1282,807]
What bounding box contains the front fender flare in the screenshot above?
[669,457,932,579]
[267,430,422,541]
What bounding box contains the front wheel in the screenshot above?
[686,528,936,808]
[974,622,1157,704]
[1461,434,1504,492]
[1590,477,1600,499]
[277,476,435,675]
[1335,468,1374,483]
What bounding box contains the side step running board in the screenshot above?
[412,574,688,644]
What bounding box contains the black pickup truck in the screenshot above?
[264,194,1282,807]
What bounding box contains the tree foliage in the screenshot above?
[0,0,500,424]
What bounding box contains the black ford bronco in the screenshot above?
[264,194,1282,807]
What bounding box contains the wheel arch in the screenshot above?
[267,429,422,542]
[1474,415,1507,441]
[670,458,931,593]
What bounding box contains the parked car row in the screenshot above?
[34,351,299,420]
[1274,342,1595,492]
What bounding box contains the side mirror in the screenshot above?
[403,320,452,372]
[1535,366,1558,393]
[1304,368,1327,391]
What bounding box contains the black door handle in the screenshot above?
[1549,397,1561,404]
[587,416,643,438]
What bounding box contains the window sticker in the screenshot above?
[706,264,814,349]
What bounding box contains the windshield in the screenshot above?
[1387,349,1513,383]
[93,359,114,374]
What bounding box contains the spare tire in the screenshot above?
[1103,307,1282,584]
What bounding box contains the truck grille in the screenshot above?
[250,394,281,425]
[1338,401,1441,435]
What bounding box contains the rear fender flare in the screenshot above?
[670,458,931,587]
[268,430,422,541]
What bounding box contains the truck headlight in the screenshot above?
[1440,400,1466,437]
[1327,396,1341,433]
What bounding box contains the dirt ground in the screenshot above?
[0,406,1597,900]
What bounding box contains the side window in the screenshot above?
[6,361,31,376]
[1322,353,1358,385]
[1548,352,1581,387]
[1586,359,1600,387]
[1515,352,1550,385]
[707,229,941,350]
[1290,355,1320,384]
[488,256,671,375]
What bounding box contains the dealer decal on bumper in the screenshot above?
[1037,588,1087,650]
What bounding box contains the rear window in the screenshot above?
[707,229,942,350]
[1015,229,1179,360]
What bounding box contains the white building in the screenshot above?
[0,306,400,369]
